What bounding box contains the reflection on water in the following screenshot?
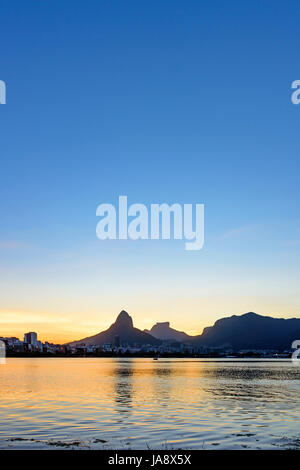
[0,358,300,449]
[114,362,133,413]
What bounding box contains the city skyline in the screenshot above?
[2,309,299,359]
[1,304,300,345]
[2,308,300,346]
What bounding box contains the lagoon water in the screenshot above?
[1,358,300,450]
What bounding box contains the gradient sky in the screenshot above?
[1,0,300,343]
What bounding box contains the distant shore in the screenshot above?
[6,351,292,359]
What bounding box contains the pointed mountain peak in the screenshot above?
[114,310,133,329]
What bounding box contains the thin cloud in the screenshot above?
[0,241,29,249]
[282,240,300,247]
[0,311,70,325]
[219,224,257,240]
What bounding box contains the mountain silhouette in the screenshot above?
[68,310,160,347]
[68,310,300,351]
[191,312,300,350]
[144,322,191,342]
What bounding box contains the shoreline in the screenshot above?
[4,354,292,362]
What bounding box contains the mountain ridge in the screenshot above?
[144,322,191,342]
[190,312,300,350]
[67,310,300,350]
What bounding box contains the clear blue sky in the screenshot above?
[0,0,300,342]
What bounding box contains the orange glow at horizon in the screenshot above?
[1,294,300,344]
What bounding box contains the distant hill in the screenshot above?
[68,310,160,347]
[144,322,191,342]
[67,310,300,351]
[191,312,300,350]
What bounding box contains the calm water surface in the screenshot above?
[1,358,300,450]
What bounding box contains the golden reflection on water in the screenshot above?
[0,358,206,415]
[0,358,300,449]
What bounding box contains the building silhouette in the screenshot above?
[24,332,38,345]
